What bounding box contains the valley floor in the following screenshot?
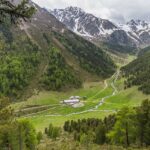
[12,55,150,131]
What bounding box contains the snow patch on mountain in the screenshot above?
[51,7,150,47]
[51,7,117,38]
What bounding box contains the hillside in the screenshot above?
[122,48,150,94]
[138,45,150,56]
[0,2,116,100]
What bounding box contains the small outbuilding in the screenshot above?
[63,99,80,105]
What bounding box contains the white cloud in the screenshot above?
[32,0,150,23]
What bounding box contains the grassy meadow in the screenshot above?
[12,54,150,131]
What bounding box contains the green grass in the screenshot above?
[12,81,104,110]
[15,56,150,131]
[99,86,150,111]
[20,81,149,131]
[99,76,150,111]
[25,111,112,131]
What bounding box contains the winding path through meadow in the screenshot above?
[22,70,120,118]
[45,70,120,117]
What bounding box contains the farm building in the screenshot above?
[61,96,81,105]
[63,99,80,105]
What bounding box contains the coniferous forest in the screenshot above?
[122,50,150,94]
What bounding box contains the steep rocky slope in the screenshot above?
[51,7,150,48]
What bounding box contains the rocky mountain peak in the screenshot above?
[51,7,117,38]
[51,6,150,47]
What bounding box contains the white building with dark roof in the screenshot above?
[63,99,80,105]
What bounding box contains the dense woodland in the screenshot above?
[122,50,150,94]
[53,31,116,78]
[0,26,41,99]
[138,45,150,56]
[41,45,82,90]
[102,42,136,54]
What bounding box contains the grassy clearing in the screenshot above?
[12,81,104,110]
[25,111,112,131]
[99,86,150,110]
[99,77,150,111]
[18,74,149,131]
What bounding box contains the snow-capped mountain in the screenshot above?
[119,20,150,45]
[51,7,117,38]
[51,7,150,47]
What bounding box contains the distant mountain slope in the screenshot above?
[138,45,150,56]
[0,2,116,100]
[52,31,116,78]
[51,7,150,49]
[51,7,117,38]
[122,49,150,94]
[24,3,116,77]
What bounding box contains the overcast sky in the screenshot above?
[33,0,150,23]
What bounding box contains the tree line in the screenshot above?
[63,99,150,148]
[122,51,150,94]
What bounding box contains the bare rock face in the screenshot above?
[51,7,117,38]
[108,30,136,47]
[51,7,150,48]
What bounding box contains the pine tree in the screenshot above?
[136,99,150,146]
[0,0,36,23]
[107,107,136,147]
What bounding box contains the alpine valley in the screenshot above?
[0,1,150,150]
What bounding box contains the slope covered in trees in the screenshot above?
[40,45,82,90]
[138,45,150,56]
[101,42,136,54]
[122,49,150,94]
[0,26,41,99]
[53,31,116,78]
[0,21,116,100]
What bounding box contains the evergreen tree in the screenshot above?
[108,107,136,147]
[136,99,150,146]
[0,0,36,23]
[95,124,106,145]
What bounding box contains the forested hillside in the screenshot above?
[0,26,81,99]
[0,4,116,100]
[101,42,136,54]
[138,45,150,56]
[0,24,41,99]
[53,31,116,78]
[40,45,82,90]
[122,48,150,94]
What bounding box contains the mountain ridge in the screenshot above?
[51,6,150,48]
